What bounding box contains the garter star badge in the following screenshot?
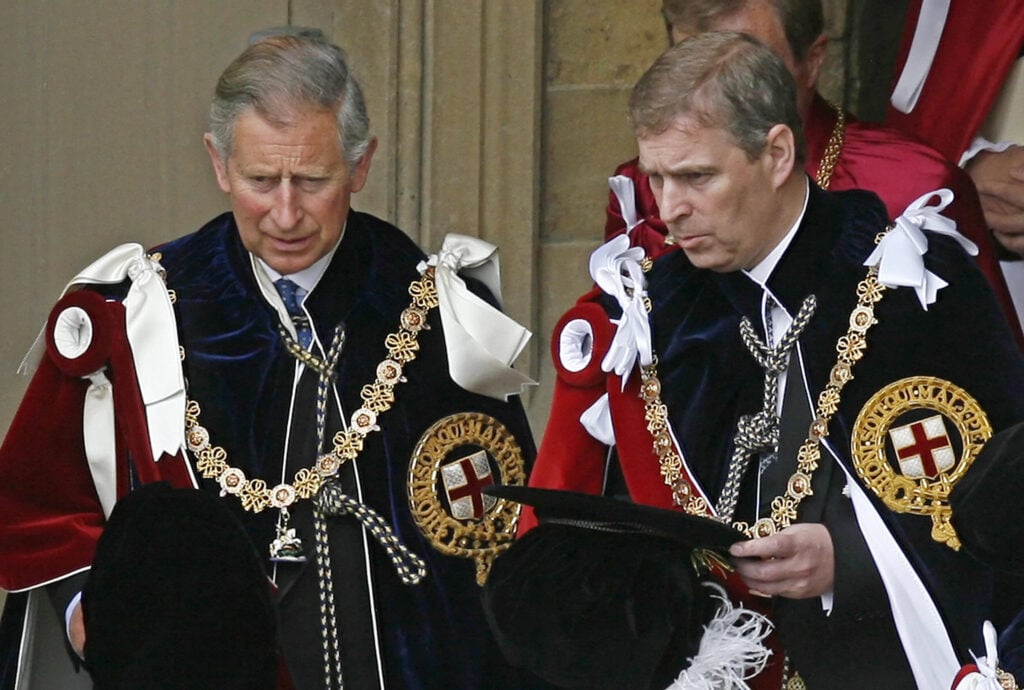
[408,413,526,585]
[851,376,992,551]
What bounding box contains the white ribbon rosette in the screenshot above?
[418,234,535,401]
[572,234,653,443]
[863,189,978,310]
[571,177,651,442]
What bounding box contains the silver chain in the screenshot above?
[715,294,817,520]
[313,507,345,689]
[305,322,428,688]
[309,323,348,690]
[316,481,428,586]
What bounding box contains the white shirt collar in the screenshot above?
[743,178,810,288]
[247,226,345,341]
[256,232,342,296]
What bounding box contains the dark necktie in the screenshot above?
[273,277,313,349]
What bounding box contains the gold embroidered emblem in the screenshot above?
[851,376,992,550]
[408,413,526,585]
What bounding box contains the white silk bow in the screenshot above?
[863,189,977,310]
[418,234,535,401]
[953,621,1004,690]
[609,174,641,233]
[72,244,184,461]
[22,243,185,463]
[590,234,652,388]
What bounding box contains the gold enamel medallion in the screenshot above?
[851,376,992,550]
[408,413,526,585]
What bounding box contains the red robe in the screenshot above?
[0,291,194,592]
[604,93,1024,348]
[885,0,1024,162]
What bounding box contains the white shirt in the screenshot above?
[743,179,810,416]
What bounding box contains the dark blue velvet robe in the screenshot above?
[154,210,543,690]
[531,180,1024,688]
[653,183,1024,686]
[0,210,544,690]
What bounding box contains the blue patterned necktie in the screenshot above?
[273,277,313,349]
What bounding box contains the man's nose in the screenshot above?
[271,182,303,229]
[658,180,692,223]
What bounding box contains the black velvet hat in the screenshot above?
[482,486,751,690]
[951,420,1024,574]
[83,482,279,690]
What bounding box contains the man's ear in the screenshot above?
[349,136,378,194]
[203,133,231,194]
[800,34,829,94]
[763,124,796,188]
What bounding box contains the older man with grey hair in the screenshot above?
[0,28,543,690]
[515,31,1024,689]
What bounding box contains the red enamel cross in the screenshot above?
[447,457,495,519]
[896,419,951,477]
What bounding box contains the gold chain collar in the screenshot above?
[639,233,890,538]
[814,102,846,190]
[183,268,439,515]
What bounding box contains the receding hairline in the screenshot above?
[629,30,806,165]
[630,35,756,139]
[207,30,372,166]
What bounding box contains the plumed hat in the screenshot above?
[482,486,770,690]
[83,482,279,690]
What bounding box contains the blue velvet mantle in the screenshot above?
[618,181,1024,686]
[154,211,542,690]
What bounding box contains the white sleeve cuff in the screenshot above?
[64,591,84,660]
[959,135,1017,167]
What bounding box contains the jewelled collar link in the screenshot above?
[184,268,440,515]
[639,230,891,539]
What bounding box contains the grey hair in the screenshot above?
[207,27,371,167]
[629,31,806,165]
[662,0,824,61]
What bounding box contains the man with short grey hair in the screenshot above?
[521,31,1024,688]
[0,28,543,690]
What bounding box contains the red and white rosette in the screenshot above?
[551,300,617,444]
[45,290,121,517]
[23,243,184,462]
